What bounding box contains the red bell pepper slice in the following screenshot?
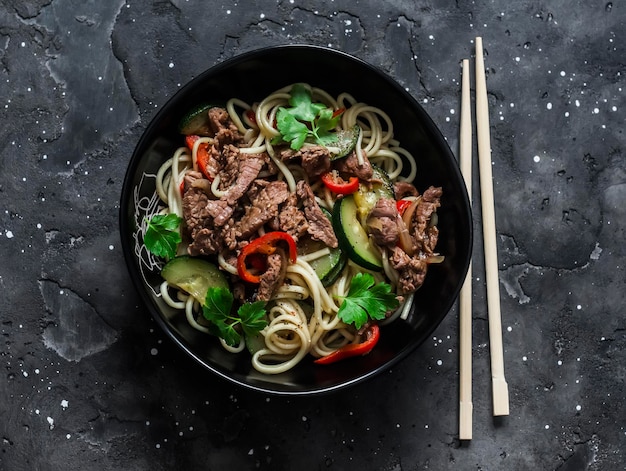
[314,324,380,365]
[332,107,346,119]
[185,135,213,181]
[396,199,412,216]
[321,171,359,195]
[245,109,257,125]
[237,232,297,283]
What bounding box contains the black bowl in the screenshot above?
[119,44,472,395]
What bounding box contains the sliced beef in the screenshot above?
[412,186,442,255]
[367,197,400,247]
[206,153,266,227]
[224,154,266,205]
[296,180,338,248]
[235,180,290,239]
[299,145,331,177]
[334,149,373,181]
[279,145,331,178]
[394,181,419,199]
[182,187,211,237]
[208,107,242,146]
[182,170,204,193]
[272,193,309,242]
[390,246,428,294]
[256,251,287,301]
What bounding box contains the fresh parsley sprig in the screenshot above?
[144,213,182,259]
[337,273,399,330]
[275,83,342,150]
[202,287,267,346]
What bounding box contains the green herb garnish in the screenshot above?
[337,273,399,330]
[202,287,267,346]
[144,214,182,259]
[275,83,342,150]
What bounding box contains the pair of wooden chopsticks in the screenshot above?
[459,37,509,441]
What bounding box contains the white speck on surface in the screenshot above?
[248,448,254,455]
[522,356,528,361]
[61,400,69,409]
[47,417,54,429]
[546,102,552,110]
[507,326,513,332]
[545,424,550,430]
[150,348,158,355]
[576,405,582,411]
[5,230,14,238]
[168,62,174,68]
[590,243,602,260]
[436,359,443,366]
[534,155,541,163]
[593,107,599,114]
[577,305,582,310]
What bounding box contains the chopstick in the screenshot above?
[458,58,473,440]
[475,37,510,417]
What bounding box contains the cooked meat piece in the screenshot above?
[279,145,331,178]
[394,181,419,199]
[187,227,221,256]
[256,251,287,302]
[205,153,266,227]
[334,149,373,181]
[182,187,211,237]
[273,193,309,242]
[367,197,400,247]
[235,181,290,239]
[182,170,205,193]
[390,246,428,294]
[412,186,442,255]
[299,145,331,177]
[208,107,242,146]
[296,180,338,248]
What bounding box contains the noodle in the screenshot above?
[149,83,432,374]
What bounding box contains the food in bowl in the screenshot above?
[136,82,445,374]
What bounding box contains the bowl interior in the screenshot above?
[120,45,472,395]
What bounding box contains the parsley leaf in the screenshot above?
[275,83,341,150]
[337,273,399,330]
[144,213,182,259]
[202,287,268,346]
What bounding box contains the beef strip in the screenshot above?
[272,193,309,242]
[412,186,442,255]
[256,251,287,302]
[394,181,419,199]
[334,149,373,181]
[390,246,428,294]
[367,197,400,247]
[235,180,291,239]
[279,145,331,178]
[296,180,338,248]
[208,107,243,147]
[205,153,266,227]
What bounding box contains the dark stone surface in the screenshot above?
[1,0,624,469]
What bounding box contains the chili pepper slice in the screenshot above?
[321,171,359,195]
[314,324,380,365]
[185,135,213,181]
[237,231,297,283]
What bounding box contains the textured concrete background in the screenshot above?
[1,0,624,469]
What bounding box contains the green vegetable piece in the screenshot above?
[275,83,341,150]
[202,287,268,347]
[144,214,182,259]
[337,273,399,330]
